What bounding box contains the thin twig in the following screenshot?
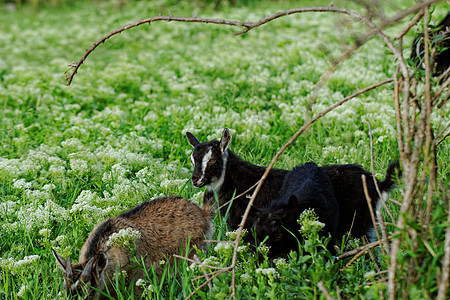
[65,16,251,85]
[173,254,225,270]
[193,254,212,291]
[218,180,261,210]
[337,235,394,261]
[363,236,381,273]
[395,10,425,40]
[185,268,232,300]
[317,281,335,300]
[437,186,450,300]
[361,174,385,255]
[362,121,395,222]
[377,210,391,256]
[436,130,450,146]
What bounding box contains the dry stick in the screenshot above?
[344,240,383,268]
[191,270,221,285]
[436,190,450,300]
[65,16,251,85]
[423,6,436,230]
[227,78,393,298]
[218,180,261,210]
[394,69,407,165]
[366,269,389,281]
[186,267,232,300]
[433,74,450,108]
[367,277,389,286]
[317,281,335,300]
[436,130,450,146]
[388,198,402,206]
[362,121,395,223]
[377,210,390,256]
[361,174,385,255]
[394,9,425,40]
[193,254,212,290]
[363,236,381,273]
[204,239,234,244]
[173,254,225,271]
[337,239,383,261]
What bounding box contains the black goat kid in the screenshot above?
[186,129,401,242]
[186,128,286,229]
[251,162,339,258]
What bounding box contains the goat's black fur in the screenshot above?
[186,129,401,239]
[321,161,400,239]
[251,162,339,258]
[410,10,450,78]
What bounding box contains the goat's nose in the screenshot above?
[192,174,201,183]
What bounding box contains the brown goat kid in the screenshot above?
[53,195,214,299]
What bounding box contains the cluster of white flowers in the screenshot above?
[225,228,247,240]
[255,267,279,278]
[160,178,188,190]
[39,228,51,238]
[273,258,289,269]
[0,255,40,275]
[257,244,271,256]
[214,242,234,256]
[17,284,28,298]
[135,278,154,294]
[240,273,252,283]
[106,227,141,249]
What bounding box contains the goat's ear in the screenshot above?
[220,128,232,152]
[94,252,108,278]
[186,132,200,147]
[52,248,68,272]
[284,196,298,217]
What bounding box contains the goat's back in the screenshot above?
[319,164,393,238]
[80,196,212,265]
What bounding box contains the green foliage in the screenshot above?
[0,0,448,299]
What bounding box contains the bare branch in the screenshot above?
[362,121,395,222]
[437,186,450,300]
[361,174,385,255]
[65,16,251,85]
[317,281,335,300]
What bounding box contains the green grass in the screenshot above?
[0,0,449,299]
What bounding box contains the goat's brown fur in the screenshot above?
[53,195,213,299]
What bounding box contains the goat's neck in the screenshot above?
[207,150,267,196]
[206,150,228,193]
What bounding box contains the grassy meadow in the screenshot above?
[0,0,449,298]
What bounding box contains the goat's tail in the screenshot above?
[379,161,402,192]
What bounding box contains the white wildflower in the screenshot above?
[106,228,141,248]
[214,242,234,255]
[255,267,279,278]
[240,273,252,283]
[13,178,32,190]
[257,244,270,256]
[39,228,51,238]
[42,183,56,191]
[17,284,28,298]
[136,278,147,288]
[225,228,247,240]
[273,258,288,269]
[69,159,89,176]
